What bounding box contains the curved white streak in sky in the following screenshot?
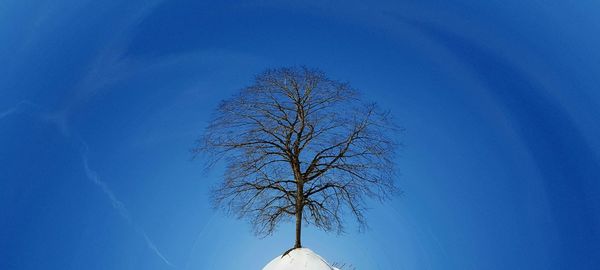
[23,2,179,264]
[0,100,36,120]
[80,141,175,268]
[183,213,217,270]
[1,101,175,268]
[49,0,165,134]
[0,106,19,119]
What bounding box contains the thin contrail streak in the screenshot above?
[0,100,36,120]
[4,1,178,265]
[2,101,175,266]
[184,213,216,270]
[81,142,175,268]
[0,106,19,119]
[142,232,176,268]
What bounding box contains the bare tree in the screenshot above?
[195,66,399,250]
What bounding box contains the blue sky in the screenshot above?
[1,0,600,269]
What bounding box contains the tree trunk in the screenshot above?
[291,153,305,249]
[294,181,304,249]
[294,202,303,248]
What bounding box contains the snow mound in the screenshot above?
[262,248,340,270]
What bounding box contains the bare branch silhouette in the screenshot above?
[195,66,400,249]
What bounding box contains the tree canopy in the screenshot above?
[195,66,399,248]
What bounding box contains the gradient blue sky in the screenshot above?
[1,1,600,269]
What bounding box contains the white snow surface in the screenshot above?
[262,248,340,270]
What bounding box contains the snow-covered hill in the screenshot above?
[262,248,340,270]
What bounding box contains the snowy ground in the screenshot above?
[262,248,340,270]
